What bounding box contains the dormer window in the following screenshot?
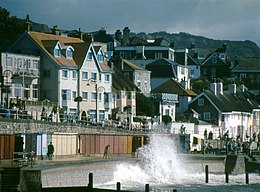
[98,54,103,61]
[67,49,73,58]
[54,48,61,57]
[198,53,205,59]
[219,54,225,59]
[87,52,93,60]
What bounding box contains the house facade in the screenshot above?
[1,52,40,107]
[7,31,113,122]
[145,58,189,90]
[200,44,230,79]
[189,82,260,141]
[110,58,151,96]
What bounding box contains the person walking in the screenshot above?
[103,145,110,159]
[47,142,54,160]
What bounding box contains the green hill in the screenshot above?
[0,7,259,60]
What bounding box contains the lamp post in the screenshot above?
[0,69,13,108]
[87,79,105,124]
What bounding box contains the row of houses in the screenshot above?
[0,19,260,142]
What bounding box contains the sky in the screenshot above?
[1,0,260,47]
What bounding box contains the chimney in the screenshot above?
[228,83,236,94]
[85,33,94,43]
[51,25,60,35]
[210,81,217,95]
[136,46,146,59]
[190,42,195,49]
[222,43,227,52]
[122,27,130,46]
[217,82,223,94]
[115,29,122,42]
[180,77,188,89]
[25,14,31,32]
[78,28,84,40]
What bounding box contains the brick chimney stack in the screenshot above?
[25,14,31,32]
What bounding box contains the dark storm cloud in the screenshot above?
[1,0,260,46]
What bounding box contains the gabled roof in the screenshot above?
[146,58,179,78]
[201,53,227,66]
[69,41,91,67]
[27,31,82,68]
[112,66,139,92]
[232,57,260,72]
[123,59,147,71]
[151,78,197,97]
[191,89,259,113]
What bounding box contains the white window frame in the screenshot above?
[62,70,69,79]
[82,72,88,80]
[72,71,77,80]
[198,98,204,106]
[204,112,211,120]
[82,92,88,100]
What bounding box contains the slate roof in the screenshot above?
[232,57,260,71]
[112,66,139,92]
[123,59,147,71]
[145,58,178,78]
[202,90,259,112]
[151,78,197,97]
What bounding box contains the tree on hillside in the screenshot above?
[0,7,25,52]
[191,77,210,94]
[136,92,156,117]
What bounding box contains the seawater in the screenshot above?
[99,134,260,191]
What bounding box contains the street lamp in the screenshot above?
[87,79,106,124]
[0,69,14,108]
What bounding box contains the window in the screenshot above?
[105,74,110,82]
[82,92,88,100]
[137,81,141,88]
[198,98,204,106]
[61,90,71,101]
[198,53,205,59]
[62,70,68,78]
[181,67,185,74]
[127,92,131,100]
[190,69,195,77]
[165,109,170,116]
[14,83,22,97]
[67,49,73,58]
[104,93,109,103]
[212,56,217,63]
[24,59,31,69]
[82,72,88,80]
[33,60,39,69]
[54,48,61,57]
[87,52,93,60]
[155,52,162,59]
[99,93,102,102]
[99,74,102,81]
[124,72,130,79]
[72,91,77,100]
[6,57,12,67]
[91,73,97,81]
[32,84,38,99]
[98,54,103,61]
[24,84,30,99]
[91,92,97,101]
[203,68,207,75]
[204,112,211,120]
[72,71,77,79]
[219,54,225,59]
